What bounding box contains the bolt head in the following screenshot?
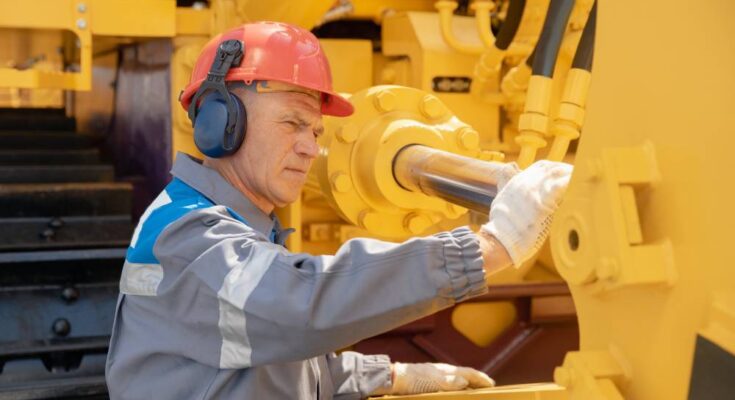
[420,95,447,120]
[456,127,480,150]
[52,318,71,337]
[76,18,87,30]
[374,90,396,113]
[331,172,352,193]
[77,3,87,13]
[61,287,80,303]
[406,214,432,234]
[359,211,380,231]
[336,123,358,143]
[40,228,55,240]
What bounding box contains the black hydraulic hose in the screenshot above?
[494,0,527,50]
[530,0,575,77]
[571,0,596,71]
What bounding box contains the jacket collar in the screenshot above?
[170,152,278,239]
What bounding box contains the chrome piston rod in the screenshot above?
[393,145,505,214]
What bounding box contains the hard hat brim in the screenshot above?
[181,77,354,118]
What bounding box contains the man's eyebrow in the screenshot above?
[276,112,302,121]
[278,112,318,127]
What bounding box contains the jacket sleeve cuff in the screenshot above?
[359,354,392,397]
[434,227,488,302]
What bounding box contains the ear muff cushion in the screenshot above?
[193,92,247,158]
[224,93,247,155]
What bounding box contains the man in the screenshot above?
[105,22,572,399]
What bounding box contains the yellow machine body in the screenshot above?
[549,0,735,398]
[2,0,733,399]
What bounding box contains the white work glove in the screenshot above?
[489,161,521,190]
[482,160,573,267]
[374,362,495,395]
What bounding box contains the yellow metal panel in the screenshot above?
[700,293,735,357]
[550,0,735,398]
[170,38,208,159]
[0,0,74,30]
[176,7,212,36]
[350,0,435,21]
[452,302,517,347]
[237,0,334,30]
[320,39,373,94]
[89,0,176,37]
[381,12,500,146]
[372,383,568,399]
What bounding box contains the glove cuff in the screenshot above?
[481,217,525,267]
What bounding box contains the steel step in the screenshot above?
[0,108,76,132]
[0,248,125,288]
[0,182,132,217]
[0,216,133,252]
[0,165,114,184]
[0,337,110,361]
[0,131,99,150]
[0,149,100,166]
[0,375,108,400]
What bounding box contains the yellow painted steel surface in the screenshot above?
[313,84,476,239]
[0,0,175,91]
[377,383,568,399]
[547,0,735,398]
[236,0,334,29]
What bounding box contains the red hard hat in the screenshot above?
[179,22,353,117]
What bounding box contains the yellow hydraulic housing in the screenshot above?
[548,0,735,398]
[311,84,493,240]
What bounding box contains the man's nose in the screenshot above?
[295,136,319,159]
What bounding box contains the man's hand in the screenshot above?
[482,160,573,267]
[374,362,495,395]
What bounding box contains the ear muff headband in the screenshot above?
[187,39,244,153]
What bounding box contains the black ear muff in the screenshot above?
[193,92,247,158]
[187,39,246,158]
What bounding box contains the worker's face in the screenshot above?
[231,89,323,210]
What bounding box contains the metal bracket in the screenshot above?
[552,141,677,291]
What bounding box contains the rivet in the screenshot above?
[61,287,80,303]
[373,90,396,113]
[330,172,352,193]
[420,95,447,120]
[336,123,358,143]
[77,3,87,13]
[456,127,480,150]
[52,318,71,337]
[76,18,87,30]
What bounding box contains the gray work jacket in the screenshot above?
[105,153,488,399]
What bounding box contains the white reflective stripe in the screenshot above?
[119,260,164,296]
[130,190,172,248]
[217,245,278,368]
